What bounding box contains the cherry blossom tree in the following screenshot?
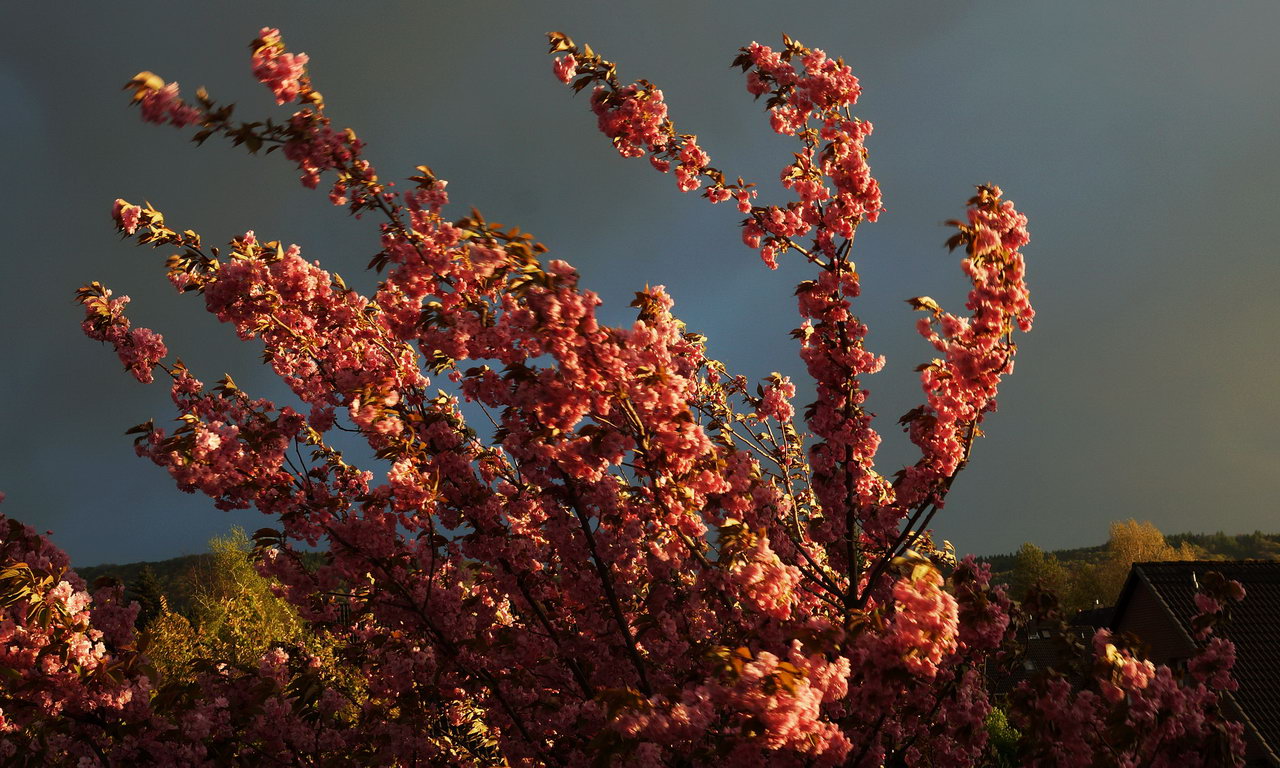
[0,28,1247,766]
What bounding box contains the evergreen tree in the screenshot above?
[128,564,166,628]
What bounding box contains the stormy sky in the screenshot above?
[1,1,1277,566]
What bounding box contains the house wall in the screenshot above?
[1115,580,1276,766]
[1113,582,1195,664]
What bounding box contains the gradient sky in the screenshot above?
[2,1,1277,566]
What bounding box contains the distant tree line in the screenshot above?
[78,546,326,620]
[987,520,1280,613]
[84,520,1280,632]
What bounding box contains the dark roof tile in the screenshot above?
[1125,561,1280,760]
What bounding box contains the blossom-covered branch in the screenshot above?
[0,26,1243,767]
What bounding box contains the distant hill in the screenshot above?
[1164,531,1280,561]
[75,550,326,617]
[980,530,1280,585]
[77,554,215,616]
[74,530,1280,615]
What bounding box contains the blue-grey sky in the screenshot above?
[2,1,1277,566]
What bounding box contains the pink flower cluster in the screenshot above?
[136,81,201,127]
[591,82,671,158]
[1189,637,1237,690]
[897,185,1033,510]
[0,509,150,763]
[740,41,882,263]
[1008,573,1247,767]
[756,374,796,424]
[887,563,959,676]
[675,137,710,192]
[282,111,367,191]
[743,43,863,135]
[726,533,803,620]
[614,644,854,766]
[136,373,309,516]
[552,53,577,84]
[77,282,167,383]
[251,27,310,105]
[112,198,141,235]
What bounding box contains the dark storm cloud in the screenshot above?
[1,1,1276,565]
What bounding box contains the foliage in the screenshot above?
[1167,530,1280,561]
[186,529,312,670]
[128,565,167,629]
[1002,520,1202,613]
[0,27,1248,767]
[78,554,212,618]
[79,549,327,618]
[1008,543,1068,602]
[139,606,197,685]
[93,525,1280,623]
[138,528,316,685]
[985,528,1280,578]
[983,707,1020,768]
[1088,520,1197,603]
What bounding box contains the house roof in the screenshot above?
[1071,605,1115,629]
[986,620,1094,695]
[1112,561,1280,762]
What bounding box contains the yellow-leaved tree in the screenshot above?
[1065,519,1198,610]
[141,528,337,683]
[138,529,501,763]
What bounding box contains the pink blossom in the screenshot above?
[553,53,578,84]
[111,199,141,235]
[590,83,670,158]
[1194,592,1222,616]
[251,28,310,105]
[136,80,202,127]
